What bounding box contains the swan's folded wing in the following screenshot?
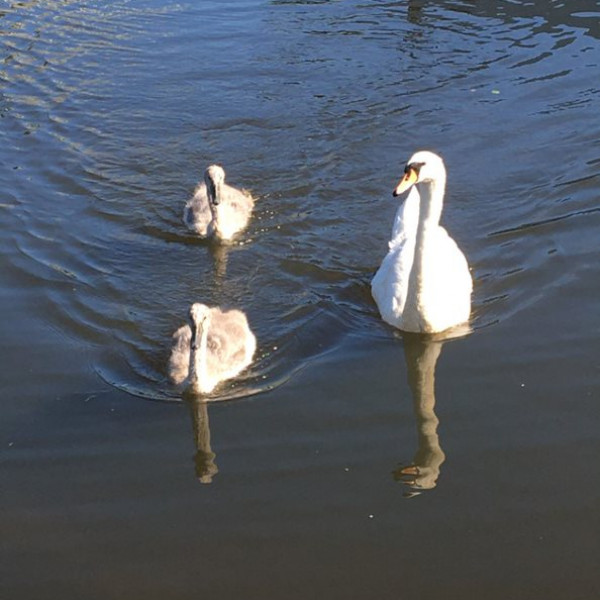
[372,237,416,327]
[421,228,472,328]
[432,228,472,293]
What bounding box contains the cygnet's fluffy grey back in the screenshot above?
[204,307,256,381]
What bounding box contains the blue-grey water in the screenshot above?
[1,1,599,598]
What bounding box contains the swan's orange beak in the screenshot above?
[393,167,418,197]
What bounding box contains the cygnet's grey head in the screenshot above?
[393,151,446,197]
[188,303,211,350]
[204,165,226,206]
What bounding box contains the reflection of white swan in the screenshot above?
[184,165,254,241]
[372,151,472,333]
[169,303,256,395]
[395,333,445,494]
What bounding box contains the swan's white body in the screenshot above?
[169,303,256,395]
[184,165,254,241]
[372,151,472,334]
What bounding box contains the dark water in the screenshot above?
[2,1,600,598]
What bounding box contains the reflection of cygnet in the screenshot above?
[184,164,254,241]
[169,303,256,395]
[189,400,219,484]
[372,150,472,333]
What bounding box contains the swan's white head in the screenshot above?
[204,165,226,206]
[189,303,211,349]
[393,151,446,197]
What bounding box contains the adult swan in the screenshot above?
[371,151,472,334]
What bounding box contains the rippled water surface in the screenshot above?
[2,1,600,598]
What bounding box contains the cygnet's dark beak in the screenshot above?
[190,326,198,351]
[206,179,219,206]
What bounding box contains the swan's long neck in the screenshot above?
[415,175,445,240]
[406,175,445,326]
[189,319,209,392]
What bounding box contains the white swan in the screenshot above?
[371,151,472,333]
[184,165,254,241]
[169,303,256,395]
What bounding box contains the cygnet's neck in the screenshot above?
[209,201,221,233]
[189,320,210,393]
[205,174,223,226]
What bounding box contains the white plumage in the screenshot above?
[184,164,254,241]
[372,151,472,334]
[169,303,256,395]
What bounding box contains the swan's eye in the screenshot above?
[406,161,425,175]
